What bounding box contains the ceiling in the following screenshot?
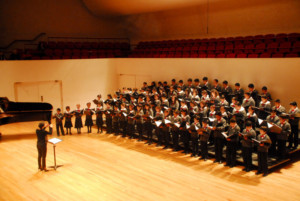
[82,0,210,16]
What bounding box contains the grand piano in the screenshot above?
[0,97,53,130]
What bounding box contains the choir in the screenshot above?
[52,78,300,176]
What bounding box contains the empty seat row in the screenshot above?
[43,48,127,57]
[41,41,130,50]
[136,33,300,49]
[129,52,298,58]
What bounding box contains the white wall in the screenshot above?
[113,58,300,109]
[1,58,300,111]
[0,59,118,111]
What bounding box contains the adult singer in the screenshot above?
[36,122,52,171]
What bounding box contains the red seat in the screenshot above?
[275,33,287,43]
[62,55,71,59]
[198,45,207,52]
[167,52,175,57]
[31,56,41,60]
[254,43,266,53]
[216,53,225,58]
[41,56,51,60]
[291,41,300,53]
[174,52,182,58]
[159,53,167,58]
[285,53,298,57]
[74,42,82,49]
[81,49,89,56]
[65,42,74,49]
[278,41,292,53]
[244,44,255,53]
[52,56,61,60]
[226,53,236,58]
[190,53,198,58]
[272,53,284,58]
[224,44,234,53]
[259,53,271,58]
[287,33,300,42]
[234,43,244,50]
[44,49,53,56]
[266,42,279,53]
[190,46,199,53]
[56,42,65,49]
[81,55,89,59]
[48,42,56,49]
[54,49,63,56]
[182,52,190,58]
[248,53,258,58]
[63,49,72,56]
[198,53,207,58]
[207,53,216,58]
[236,53,247,58]
[72,55,80,59]
[82,42,92,49]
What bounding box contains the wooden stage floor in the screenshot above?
[1,121,300,201]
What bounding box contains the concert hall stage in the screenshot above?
[0,121,300,201]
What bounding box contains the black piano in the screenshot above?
[0,97,53,127]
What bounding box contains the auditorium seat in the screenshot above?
[287,33,300,42]
[52,56,61,60]
[198,53,207,58]
[54,49,63,56]
[236,53,247,58]
[56,42,65,49]
[207,53,216,58]
[254,43,266,53]
[285,53,299,57]
[48,42,56,49]
[31,56,41,60]
[81,55,89,59]
[62,55,71,59]
[44,49,53,56]
[291,41,300,53]
[224,44,234,53]
[253,35,264,44]
[159,53,167,58]
[63,49,72,56]
[248,53,259,58]
[41,56,51,60]
[278,41,292,53]
[66,42,75,49]
[72,55,80,59]
[275,33,287,43]
[216,53,225,58]
[244,44,255,54]
[266,42,279,53]
[182,52,190,58]
[198,45,207,52]
[226,53,236,58]
[259,53,271,58]
[190,53,198,58]
[167,52,175,58]
[272,53,284,58]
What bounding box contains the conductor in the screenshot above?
[36,122,52,171]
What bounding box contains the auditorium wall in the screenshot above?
[0,59,118,111]
[0,0,125,47]
[124,0,300,44]
[0,58,299,111]
[113,58,300,109]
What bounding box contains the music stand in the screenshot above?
[48,138,63,170]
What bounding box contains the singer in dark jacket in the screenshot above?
[36,122,52,171]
